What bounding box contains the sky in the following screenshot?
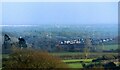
[2,2,118,25]
[1,0,119,2]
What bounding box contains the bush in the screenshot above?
[104,62,117,70]
[3,49,68,69]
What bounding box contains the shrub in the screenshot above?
[3,49,68,69]
[104,62,117,70]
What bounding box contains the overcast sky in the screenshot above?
[2,2,118,25]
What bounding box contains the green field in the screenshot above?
[68,63,83,68]
[102,44,118,50]
[51,52,118,56]
[63,59,93,63]
[0,54,9,59]
[63,59,93,68]
[51,44,118,58]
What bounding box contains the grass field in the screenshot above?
[103,44,118,50]
[51,44,118,57]
[1,54,9,59]
[68,63,83,68]
[51,52,118,56]
[63,59,93,63]
[63,59,93,68]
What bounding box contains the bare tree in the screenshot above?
[84,37,92,59]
